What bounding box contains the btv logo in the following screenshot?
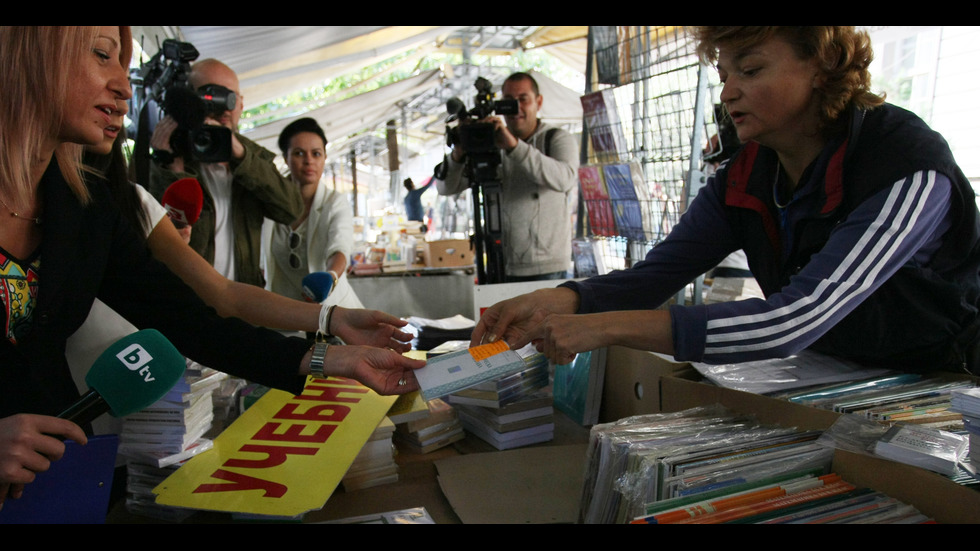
[117,344,157,383]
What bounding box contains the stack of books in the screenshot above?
[394,398,464,454]
[874,424,968,477]
[631,474,934,524]
[949,387,980,474]
[342,417,399,492]
[447,352,549,409]
[123,462,195,522]
[455,390,554,450]
[448,354,554,450]
[781,373,975,431]
[120,362,225,520]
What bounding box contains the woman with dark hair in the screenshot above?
[263,117,363,310]
[0,26,423,506]
[473,26,980,374]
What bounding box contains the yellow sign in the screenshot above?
[153,376,397,517]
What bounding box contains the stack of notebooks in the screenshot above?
[120,361,226,520]
[394,398,464,454]
[580,405,934,524]
[631,473,934,524]
[448,353,554,450]
[778,373,975,431]
[342,417,399,492]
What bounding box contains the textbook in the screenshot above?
[874,424,967,476]
[415,342,534,401]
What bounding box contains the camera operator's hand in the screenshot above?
[484,116,519,153]
[203,116,246,161]
[149,116,185,172]
[450,118,470,162]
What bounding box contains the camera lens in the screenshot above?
[192,130,214,154]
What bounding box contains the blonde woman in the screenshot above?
[0,26,422,506]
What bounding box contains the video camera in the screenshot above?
[444,77,517,284]
[445,77,518,164]
[134,38,234,163]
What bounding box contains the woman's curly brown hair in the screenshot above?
[693,26,885,133]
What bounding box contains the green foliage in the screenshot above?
[240,47,583,131]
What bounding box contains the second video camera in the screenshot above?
[445,77,518,157]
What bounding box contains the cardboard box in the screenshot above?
[423,239,473,268]
[660,374,980,524]
[599,346,689,423]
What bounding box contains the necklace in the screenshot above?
[0,196,42,225]
[772,160,792,209]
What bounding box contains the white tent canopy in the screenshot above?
[132,26,588,162]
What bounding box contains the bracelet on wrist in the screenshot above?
[323,304,336,337]
[308,340,329,379]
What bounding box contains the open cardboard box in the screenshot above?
[599,346,690,422]
[660,369,980,524]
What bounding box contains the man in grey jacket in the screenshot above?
[437,72,579,281]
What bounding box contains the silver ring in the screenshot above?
[397,377,407,386]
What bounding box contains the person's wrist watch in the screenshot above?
[309,341,330,379]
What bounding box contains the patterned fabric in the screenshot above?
[0,247,39,345]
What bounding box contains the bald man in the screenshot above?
[148,58,303,286]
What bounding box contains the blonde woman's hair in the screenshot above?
[0,26,131,208]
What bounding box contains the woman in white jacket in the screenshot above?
[265,118,363,311]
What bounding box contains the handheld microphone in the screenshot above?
[301,272,334,303]
[161,177,203,226]
[58,329,186,427]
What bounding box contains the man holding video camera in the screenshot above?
[149,58,303,286]
[437,72,579,282]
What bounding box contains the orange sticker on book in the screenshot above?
[468,340,509,361]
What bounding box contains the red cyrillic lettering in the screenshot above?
[296,384,367,402]
[273,403,351,422]
[222,444,317,469]
[253,422,338,443]
[193,469,288,498]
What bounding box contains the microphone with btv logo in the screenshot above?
[301,272,334,303]
[161,178,204,227]
[57,329,186,427]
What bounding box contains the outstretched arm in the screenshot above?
[471,287,675,365]
[302,345,426,395]
[470,287,581,348]
[330,307,413,352]
[147,214,412,349]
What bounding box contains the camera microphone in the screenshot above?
[57,329,186,427]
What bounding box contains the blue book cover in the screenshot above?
[602,164,646,241]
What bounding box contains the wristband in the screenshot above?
[319,304,336,337]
